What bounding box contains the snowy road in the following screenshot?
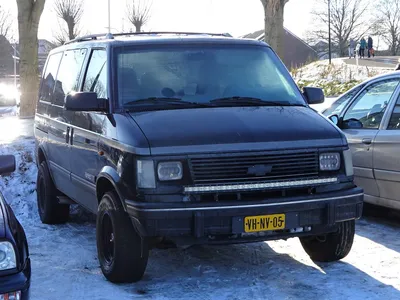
[0,131,399,299]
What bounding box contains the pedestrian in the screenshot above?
[360,37,366,58]
[348,38,355,59]
[367,36,373,58]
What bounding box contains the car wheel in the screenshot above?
[36,161,70,224]
[96,191,149,283]
[299,220,355,262]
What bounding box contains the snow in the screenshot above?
[293,58,393,83]
[0,117,400,299]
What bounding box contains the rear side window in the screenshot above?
[52,49,87,106]
[39,52,63,103]
[83,49,107,99]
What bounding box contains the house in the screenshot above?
[0,35,17,77]
[312,41,340,60]
[38,40,56,73]
[14,39,56,74]
[241,29,318,69]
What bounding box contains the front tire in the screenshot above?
[96,191,149,283]
[300,220,355,262]
[36,161,70,224]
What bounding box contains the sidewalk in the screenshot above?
[344,56,399,69]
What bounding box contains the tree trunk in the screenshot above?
[68,21,75,40]
[135,24,141,32]
[16,0,45,118]
[260,0,289,60]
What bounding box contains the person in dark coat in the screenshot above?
[359,38,367,58]
[367,36,373,58]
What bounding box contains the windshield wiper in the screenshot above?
[124,97,210,108]
[210,96,298,107]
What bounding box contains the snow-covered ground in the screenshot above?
[293,58,393,83]
[0,118,399,299]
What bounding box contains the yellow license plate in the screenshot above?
[244,214,285,233]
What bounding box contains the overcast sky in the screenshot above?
[1,0,315,42]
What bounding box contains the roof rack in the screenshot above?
[64,31,233,44]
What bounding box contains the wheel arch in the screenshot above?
[36,144,47,166]
[96,166,127,211]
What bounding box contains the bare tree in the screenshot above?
[373,0,400,55]
[54,0,83,41]
[16,0,46,118]
[126,0,152,32]
[259,0,290,59]
[0,5,12,39]
[308,0,373,57]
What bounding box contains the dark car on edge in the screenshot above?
[34,32,364,283]
[0,155,31,299]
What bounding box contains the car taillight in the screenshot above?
[0,291,21,300]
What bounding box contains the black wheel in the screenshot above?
[300,220,355,262]
[36,161,70,224]
[96,191,149,283]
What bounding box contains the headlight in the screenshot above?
[157,162,183,181]
[343,149,354,176]
[319,153,341,171]
[137,160,156,188]
[0,241,16,271]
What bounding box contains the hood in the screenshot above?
[129,106,345,155]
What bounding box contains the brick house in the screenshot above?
[0,35,16,77]
[241,29,318,69]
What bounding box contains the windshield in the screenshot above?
[322,84,365,116]
[115,45,305,108]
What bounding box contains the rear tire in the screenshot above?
[96,191,149,283]
[36,161,70,224]
[300,220,355,262]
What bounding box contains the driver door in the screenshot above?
[341,78,400,197]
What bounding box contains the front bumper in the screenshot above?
[126,187,363,244]
[0,258,31,300]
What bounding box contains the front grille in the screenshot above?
[189,151,319,185]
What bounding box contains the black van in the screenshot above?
[34,32,363,283]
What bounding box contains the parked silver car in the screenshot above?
[322,71,400,210]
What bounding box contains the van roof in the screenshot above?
[49,32,269,53]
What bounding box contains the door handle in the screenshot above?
[66,127,70,144]
[362,138,372,145]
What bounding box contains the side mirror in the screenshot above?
[342,118,363,129]
[329,115,339,126]
[0,155,16,175]
[64,92,108,112]
[303,87,325,105]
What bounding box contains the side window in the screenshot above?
[39,52,63,103]
[83,49,108,99]
[343,79,400,129]
[53,49,87,106]
[388,97,400,129]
